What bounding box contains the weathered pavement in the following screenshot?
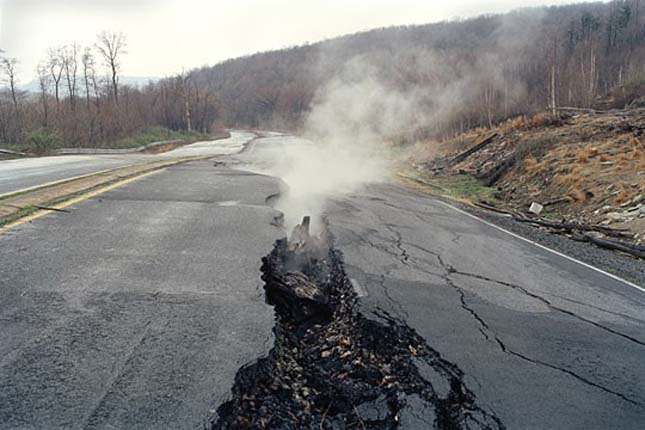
[325,183,645,429]
[1,133,644,429]
[0,161,281,429]
[0,132,254,196]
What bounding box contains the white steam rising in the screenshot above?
[247,15,539,234]
[274,59,423,232]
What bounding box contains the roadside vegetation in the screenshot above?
[410,109,645,252]
[2,0,645,151]
[107,127,210,149]
[398,171,499,203]
[0,32,219,152]
[7,126,211,155]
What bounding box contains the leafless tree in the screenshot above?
[0,54,20,111]
[63,43,79,111]
[96,31,127,104]
[47,47,65,108]
[179,71,193,131]
[81,47,96,111]
[36,63,51,126]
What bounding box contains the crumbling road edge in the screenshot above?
[211,218,504,429]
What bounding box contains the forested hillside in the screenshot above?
[1,0,644,151]
[199,0,645,134]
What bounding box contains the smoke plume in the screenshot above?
[265,13,539,232]
[273,58,426,232]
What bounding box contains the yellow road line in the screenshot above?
[0,157,202,200]
[0,166,131,200]
[0,169,164,232]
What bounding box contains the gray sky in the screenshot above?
[1,0,598,81]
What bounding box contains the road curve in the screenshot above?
[0,131,255,196]
[0,133,643,429]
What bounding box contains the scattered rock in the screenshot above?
[397,394,438,428]
[606,212,631,222]
[529,202,544,215]
[355,395,390,422]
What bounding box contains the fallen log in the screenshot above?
[514,217,632,238]
[572,233,645,260]
[0,148,29,157]
[474,201,525,218]
[543,197,570,207]
[478,156,515,186]
[450,133,498,165]
[554,106,608,114]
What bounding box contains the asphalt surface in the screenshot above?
[326,184,645,429]
[0,161,281,429]
[0,132,255,195]
[1,133,644,429]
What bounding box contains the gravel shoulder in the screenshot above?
[397,177,644,287]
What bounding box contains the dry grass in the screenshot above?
[501,112,562,133]
[568,187,586,203]
[556,169,582,186]
[617,152,633,163]
[421,109,645,243]
[571,145,601,164]
[504,115,527,131]
[528,112,558,128]
[615,184,630,204]
[576,151,590,163]
[630,137,645,161]
[524,155,539,172]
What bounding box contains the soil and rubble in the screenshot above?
[211,218,504,430]
[410,108,645,258]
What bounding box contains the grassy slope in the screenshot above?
[107,127,210,149]
[3,127,213,155]
[410,110,645,244]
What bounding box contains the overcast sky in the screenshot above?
[1,0,599,81]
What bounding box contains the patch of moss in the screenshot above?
[398,170,499,203]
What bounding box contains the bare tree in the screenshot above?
[36,63,51,126]
[96,31,127,104]
[0,54,20,111]
[63,43,79,111]
[179,71,192,131]
[47,47,65,108]
[81,47,96,111]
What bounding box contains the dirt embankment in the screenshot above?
[408,109,645,253]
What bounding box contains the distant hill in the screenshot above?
[18,76,159,93]
[4,0,645,150]
[183,0,645,135]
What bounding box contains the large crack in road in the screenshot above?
[381,221,645,408]
[210,219,504,429]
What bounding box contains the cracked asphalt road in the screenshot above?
[0,161,281,429]
[1,134,644,429]
[326,183,645,429]
[0,131,254,195]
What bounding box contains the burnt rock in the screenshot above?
[355,394,391,422]
[211,220,504,430]
[398,394,438,428]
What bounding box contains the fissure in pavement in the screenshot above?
[210,219,504,429]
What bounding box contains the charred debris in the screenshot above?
[211,217,504,430]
